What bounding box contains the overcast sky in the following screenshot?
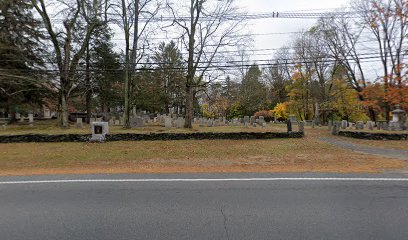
[229,0,387,81]
[106,0,384,80]
[237,0,350,60]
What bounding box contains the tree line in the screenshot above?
[0,0,407,128]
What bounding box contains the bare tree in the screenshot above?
[316,15,379,120]
[167,0,247,128]
[263,48,292,106]
[355,0,408,120]
[116,0,160,128]
[31,0,103,127]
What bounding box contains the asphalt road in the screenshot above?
[1,173,408,240]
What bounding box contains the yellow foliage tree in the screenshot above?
[271,103,288,120]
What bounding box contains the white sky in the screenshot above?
[238,0,350,55]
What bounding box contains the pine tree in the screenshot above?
[0,0,45,118]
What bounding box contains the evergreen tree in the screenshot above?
[0,0,46,118]
[151,41,186,114]
[240,64,269,115]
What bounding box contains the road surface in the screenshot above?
[1,173,408,240]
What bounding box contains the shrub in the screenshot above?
[254,110,274,122]
[271,103,288,121]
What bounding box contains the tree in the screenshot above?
[118,0,160,128]
[31,0,103,127]
[240,64,268,116]
[316,15,377,120]
[167,0,247,128]
[0,0,46,120]
[152,41,185,114]
[355,0,408,120]
[263,56,291,106]
[90,34,122,113]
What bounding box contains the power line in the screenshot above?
[0,51,399,65]
[2,54,405,73]
[29,10,358,25]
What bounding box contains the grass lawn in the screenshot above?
[0,125,406,176]
[0,120,288,135]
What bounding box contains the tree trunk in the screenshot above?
[85,45,92,123]
[368,107,376,122]
[7,97,16,123]
[184,85,193,128]
[61,93,69,128]
[123,70,131,128]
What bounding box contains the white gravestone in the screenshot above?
[90,122,109,142]
[43,108,51,119]
[28,114,34,123]
[341,120,348,129]
[76,118,83,128]
[165,117,172,128]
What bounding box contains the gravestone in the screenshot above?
[176,117,184,128]
[114,120,120,125]
[286,120,292,132]
[390,121,398,131]
[391,106,406,130]
[28,114,34,123]
[332,122,341,135]
[165,117,172,128]
[383,122,389,131]
[262,122,266,128]
[250,116,255,125]
[76,118,83,128]
[367,121,374,130]
[43,108,51,119]
[15,113,21,120]
[356,121,364,130]
[130,117,144,128]
[244,116,250,124]
[289,115,297,125]
[377,120,387,130]
[341,120,348,129]
[298,121,305,133]
[90,122,109,142]
[259,116,265,124]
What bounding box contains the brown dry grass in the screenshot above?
[0,134,405,176]
[0,120,287,135]
[0,122,406,176]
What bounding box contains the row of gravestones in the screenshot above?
[82,113,274,129]
[329,120,407,134]
[3,113,35,123]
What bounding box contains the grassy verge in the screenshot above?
[0,134,405,176]
[1,124,406,176]
[0,120,288,135]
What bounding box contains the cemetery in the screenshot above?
[1,0,408,177]
[0,109,407,176]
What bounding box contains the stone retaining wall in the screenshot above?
[0,132,304,143]
[338,131,408,140]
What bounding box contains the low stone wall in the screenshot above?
[338,131,408,140]
[0,134,90,143]
[0,131,304,143]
